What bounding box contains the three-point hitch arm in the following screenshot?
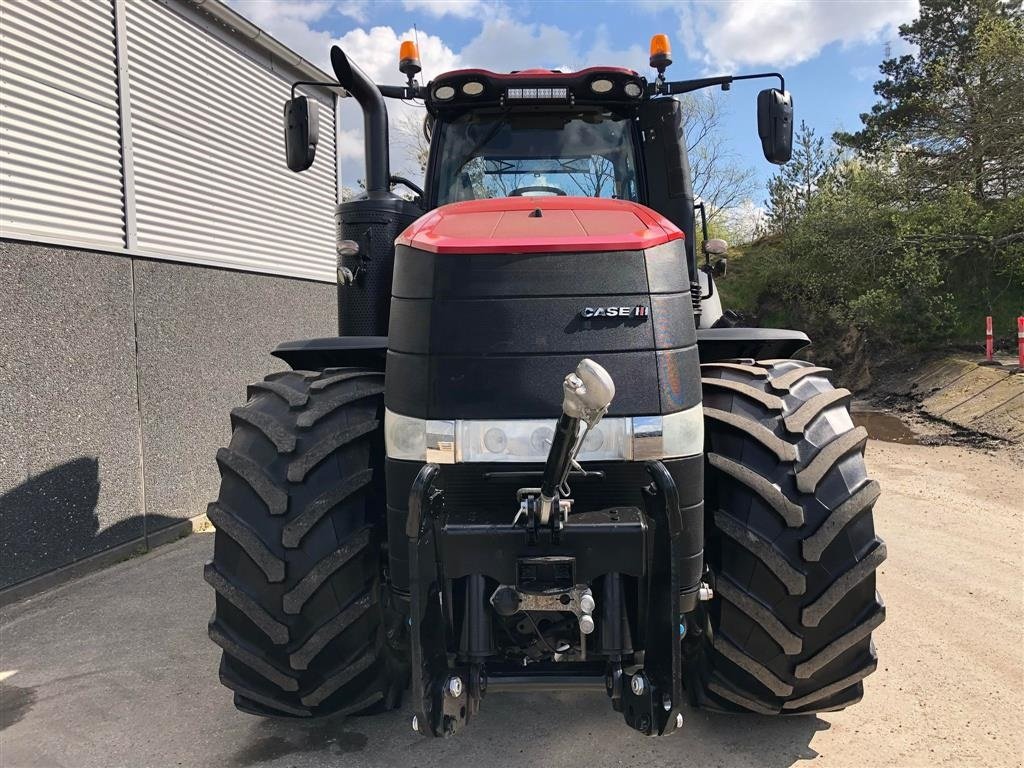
[537,359,616,526]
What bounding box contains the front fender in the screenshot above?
[271,336,387,371]
[696,328,810,363]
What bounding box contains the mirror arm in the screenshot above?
[695,201,710,265]
[290,80,342,99]
[700,262,716,301]
[650,71,784,96]
[290,80,421,102]
[378,83,423,99]
[731,71,785,92]
[390,175,424,198]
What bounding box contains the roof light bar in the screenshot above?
[506,87,569,100]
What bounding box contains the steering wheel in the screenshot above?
[509,186,567,197]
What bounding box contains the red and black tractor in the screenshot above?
[204,35,885,737]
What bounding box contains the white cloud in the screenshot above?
[578,25,647,71]
[229,0,333,24]
[459,17,576,73]
[226,0,335,69]
[678,0,918,71]
[334,25,461,83]
[402,0,488,19]
[633,0,676,12]
[336,125,365,161]
[337,0,370,23]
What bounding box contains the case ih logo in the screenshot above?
[580,306,649,320]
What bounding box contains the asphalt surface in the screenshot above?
[2,440,1022,768]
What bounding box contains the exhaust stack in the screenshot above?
[330,45,391,195]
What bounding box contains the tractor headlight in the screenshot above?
[632,409,704,460]
[457,418,632,463]
[385,411,455,462]
[385,407,702,463]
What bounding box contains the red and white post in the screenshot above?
[1017,316,1024,368]
[985,316,994,362]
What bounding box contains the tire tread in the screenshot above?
[206,368,404,719]
[698,359,885,715]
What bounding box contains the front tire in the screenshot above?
[205,368,407,718]
[693,359,885,714]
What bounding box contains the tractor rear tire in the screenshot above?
[205,367,407,718]
[693,359,885,714]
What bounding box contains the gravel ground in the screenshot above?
[1,439,1021,768]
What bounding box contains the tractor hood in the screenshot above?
[387,195,699,423]
[396,197,683,255]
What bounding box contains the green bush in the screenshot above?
[720,166,1022,351]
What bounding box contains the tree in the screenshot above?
[393,110,431,179]
[836,0,1024,202]
[680,91,758,223]
[765,120,840,232]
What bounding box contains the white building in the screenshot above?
[1,0,345,599]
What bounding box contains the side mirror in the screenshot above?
[757,88,793,164]
[703,238,728,256]
[712,257,727,277]
[283,96,319,172]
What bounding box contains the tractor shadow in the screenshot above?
[227,712,368,767]
[235,692,826,768]
[0,456,185,592]
[435,693,827,768]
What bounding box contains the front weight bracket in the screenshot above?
[407,464,472,737]
[621,461,685,736]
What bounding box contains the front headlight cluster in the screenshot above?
[385,407,703,463]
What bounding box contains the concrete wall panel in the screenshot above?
[1,241,337,591]
[130,258,335,529]
[1,242,143,586]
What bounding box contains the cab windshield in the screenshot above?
[433,109,640,205]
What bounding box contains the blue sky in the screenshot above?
[228,0,919,210]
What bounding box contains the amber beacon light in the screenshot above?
[399,40,421,81]
[649,33,672,72]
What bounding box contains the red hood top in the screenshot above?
[397,197,683,255]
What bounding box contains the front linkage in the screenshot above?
[405,360,700,737]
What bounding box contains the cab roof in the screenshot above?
[438,66,639,79]
[426,67,647,115]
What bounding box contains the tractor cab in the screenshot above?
[423,67,648,205]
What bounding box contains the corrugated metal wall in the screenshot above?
[0,0,339,282]
[124,0,338,282]
[0,0,126,249]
